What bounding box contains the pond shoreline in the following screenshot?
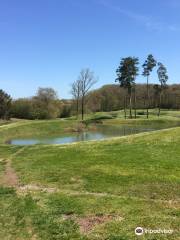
[7,122,180,146]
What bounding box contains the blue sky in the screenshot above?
[0,0,180,99]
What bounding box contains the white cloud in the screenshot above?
[97,0,180,32]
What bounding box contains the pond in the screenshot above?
[8,122,180,145]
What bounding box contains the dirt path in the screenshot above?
[2,159,19,187]
[1,147,26,188]
[1,147,179,207]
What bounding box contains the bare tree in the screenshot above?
[71,79,81,119]
[78,68,97,120]
[36,87,58,104]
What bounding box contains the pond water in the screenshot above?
[8,122,180,145]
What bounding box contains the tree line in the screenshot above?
[71,54,169,119]
[85,83,180,113]
[0,88,61,120]
[0,54,179,120]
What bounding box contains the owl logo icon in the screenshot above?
[135,227,144,236]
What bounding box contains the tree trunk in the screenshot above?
[134,87,137,119]
[124,95,127,119]
[129,91,132,119]
[143,97,146,109]
[146,76,149,119]
[155,94,158,109]
[76,98,79,120]
[158,92,162,117]
[81,96,84,120]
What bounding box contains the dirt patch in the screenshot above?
[2,160,19,187]
[78,215,123,234]
[62,214,123,234]
[78,215,113,234]
[1,147,28,187]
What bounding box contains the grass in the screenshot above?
[0,119,80,144]
[0,110,180,239]
[0,109,180,144]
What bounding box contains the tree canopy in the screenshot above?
[0,89,12,119]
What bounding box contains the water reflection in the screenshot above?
[9,123,179,146]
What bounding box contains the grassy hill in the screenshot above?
[0,111,179,239]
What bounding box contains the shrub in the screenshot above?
[137,111,145,115]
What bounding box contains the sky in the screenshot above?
[0,0,180,99]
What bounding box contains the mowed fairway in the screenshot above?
[0,115,180,239]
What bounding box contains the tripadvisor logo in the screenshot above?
[135,227,144,236]
[135,226,173,236]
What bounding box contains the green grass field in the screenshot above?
[0,110,179,239]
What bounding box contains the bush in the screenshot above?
[137,111,145,115]
[11,99,33,119]
[11,88,61,120]
[92,114,114,120]
[59,104,71,118]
